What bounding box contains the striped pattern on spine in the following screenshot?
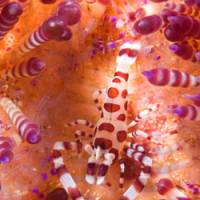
[168,104,200,120]
[0,97,40,144]
[19,26,49,54]
[143,68,200,87]
[0,2,23,40]
[3,57,45,80]
[52,141,84,200]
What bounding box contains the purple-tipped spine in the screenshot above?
[169,43,193,60]
[168,104,200,120]
[19,26,49,53]
[184,93,200,107]
[164,15,200,41]
[4,57,46,79]
[142,68,200,87]
[0,98,41,144]
[0,2,23,40]
[19,16,71,54]
[0,136,14,164]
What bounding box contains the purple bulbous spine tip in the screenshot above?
[169,105,188,117]
[173,107,183,115]
[111,16,117,23]
[2,2,23,19]
[142,70,153,79]
[31,59,45,71]
[0,2,23,40]
[169,44,179,52]
[26,128,41,144]
[0,150,13,164]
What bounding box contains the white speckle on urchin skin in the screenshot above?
[14,189,28,196]
[4,33,16,48]
[32,168,37,172]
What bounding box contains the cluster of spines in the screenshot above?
[161,2,200,61]
[19,0,81,54]
[130,1,200,61]
[168,93,200,121]
[0,97,41,144]
[142,67,200,121]
[0,1,194,199]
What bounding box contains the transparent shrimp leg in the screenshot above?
[67,119,95,129]
[128,105,159,129]
[92,89,106,112]
[67,119,95,140]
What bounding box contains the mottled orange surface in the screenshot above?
[0,0,200,200]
